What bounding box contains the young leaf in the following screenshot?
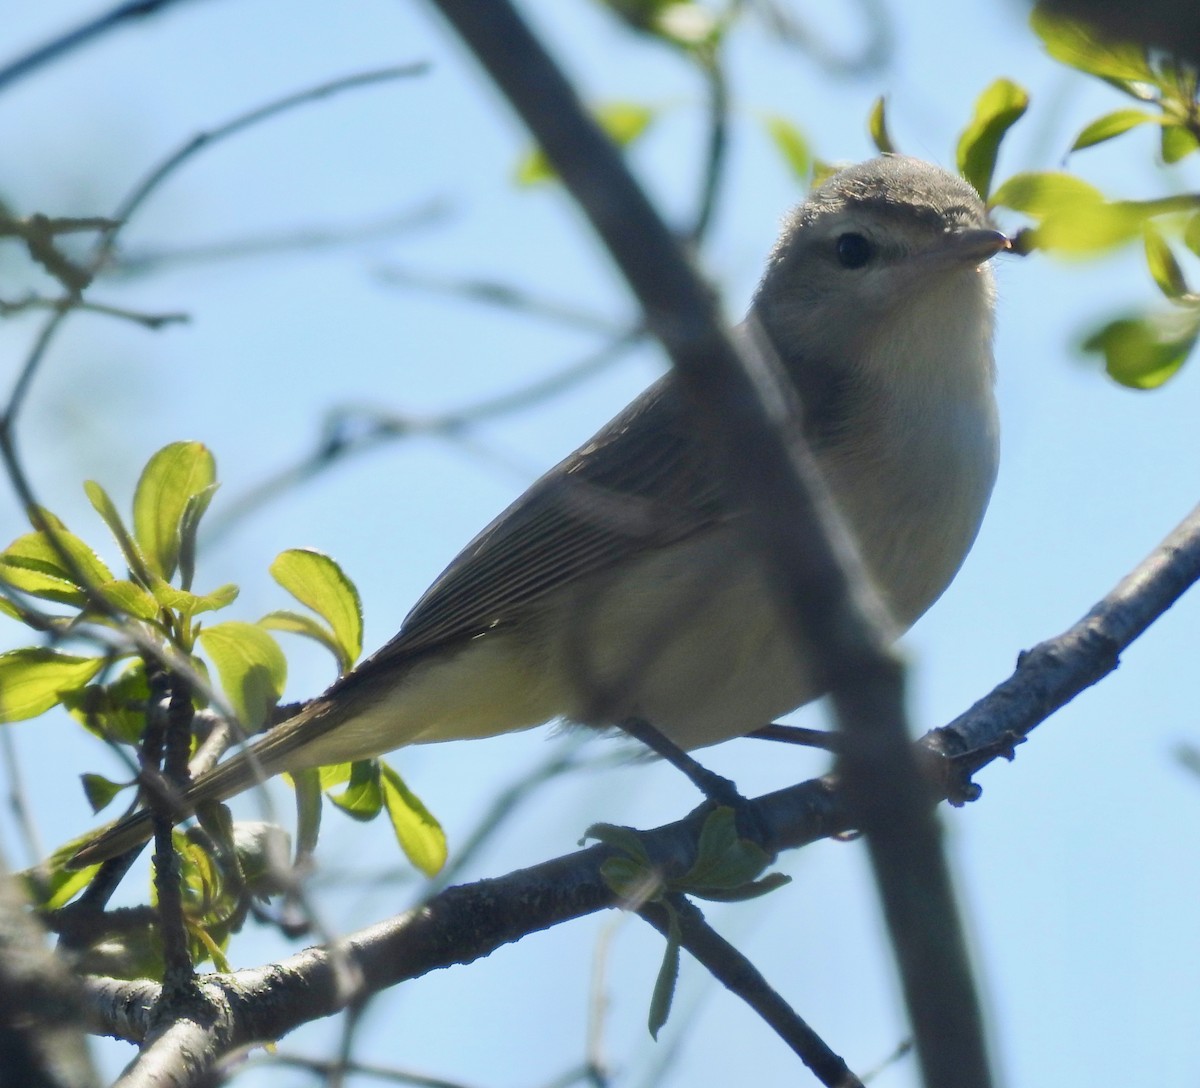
[867,95,897,154]
[990,170,1105,216]
[96,579,162,621]
[327,759,383,821]
[80,772,129,813]
[83,480,153,585]
[269,549,362,672]
[1143,226,1190,299]
[0,649,104,722]
[62,662,150,744]
[380,762,447,876]
[516,102,656,184]
[289,767,323,859]
[259,610,344,670]
[1185,212,1200,257]
[0,528,115,606]
[1082,308,1200,389]
[177,483,220,592]
[956,78,1029,200]
[1161,122,1200,164]
[1070,108,1159,151]
[149,579,239,621]
[132,442,217,581]
[1029,7,1152,84]
[761,114,811,181]
[648,905,682,1039]
[196,621,286,728]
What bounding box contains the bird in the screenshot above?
[71,155,1008,867]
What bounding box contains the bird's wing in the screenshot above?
[350,373,731,674]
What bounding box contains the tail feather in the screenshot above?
[68,701,334,869]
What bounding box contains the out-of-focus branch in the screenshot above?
[421,4,990,1086]
[0,0,204,93]
[0,858,98,1088]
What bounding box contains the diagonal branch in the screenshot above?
[84,497,1200,1078]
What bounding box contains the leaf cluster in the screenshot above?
[0,441,445,974]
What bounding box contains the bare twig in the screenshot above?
[0,0,204,93]
[111,199,452,276]
[639,894,863,1088]
[202,329,643,541]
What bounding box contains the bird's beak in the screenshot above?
[935,228,1011,266]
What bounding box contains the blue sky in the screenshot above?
[2,2,1199,1086]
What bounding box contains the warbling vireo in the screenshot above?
[74,155,1007,865]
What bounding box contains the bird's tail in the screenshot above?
[68,697,340,869]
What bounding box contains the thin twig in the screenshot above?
[0,0,203,93]
[639,894,864,1088]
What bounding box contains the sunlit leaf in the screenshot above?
[1070,108,1159,151]
[132,442,216,581]
[1029,6,1153,84]
[259,610,343,668]
[867,95,896,154]
[197,621,286,728]
[289,767,323,858]
[149,579,239,620]
[269,549,362,671]
[1161,122,1200,164]
[96,579,161,621]
[380,762,446,876]
[1082,308,1200,388]
[1143,225,1189,299]
[0,528,114,606]
[989,170,1105,216]
[83,480,153,585]
[177,483,219,592]
[956,78,1029,200]
[327,759,382,820]
[0,648,104,722]
[761,114,811,181]
[22,831,106,909]
[516,102,657,184]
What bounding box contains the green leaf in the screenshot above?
[1082,308,1200,388]
[0,527,115,606]
[516,102,656,185]
[327,759,383,821]
[259,610,343,667]
[380,761,446,876]
[1070,108,1159,151]
[675,807,787,900]
[0,649,104,722]
[22,832,105,909]
[648,905,681,1039]
[269,549,362,671]
[62,662,149,744]
[1184,212,1200,257]
[96,579,161,621]
[761,114,811,181]
[1029,6,1153,84]
[867,95,896,155]
[1161,122,1200,164]
[83,480,153,585]
[132,442,217,581]
[177,484,219,592]
[990,170,1105,216]
[956,78,1029,200]
[197,621,286,728]
[1143,226,1190,299]
[289,767,323,858]
[80,772,129,814]
[149,579,238,620]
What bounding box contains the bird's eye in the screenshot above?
[835,232,873,269]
